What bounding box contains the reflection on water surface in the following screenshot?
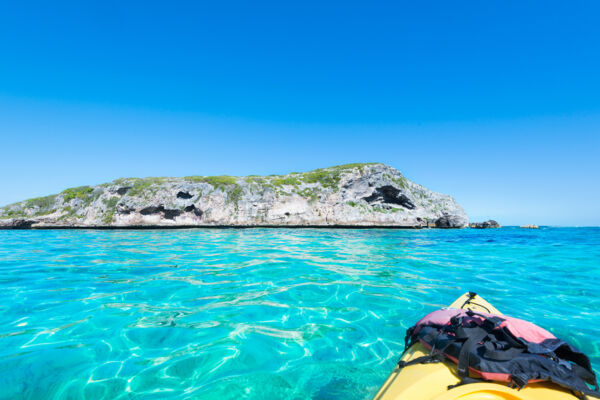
[0,228,598,399]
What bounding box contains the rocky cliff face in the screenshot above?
[0,163,468,228]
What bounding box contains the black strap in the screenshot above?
[510,372,530,389]
[397,352,445,369]
[465,310,505,330]
[457,326,489,378]
[448,376,485,390]
[499,326,526,348]
[483,340,526,361]
[398,335,455,369]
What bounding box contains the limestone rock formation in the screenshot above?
[469,220,501,229]
[0,163,468,229]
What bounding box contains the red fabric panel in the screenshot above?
[415,308,555,343]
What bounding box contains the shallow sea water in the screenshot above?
[0,227,598,399]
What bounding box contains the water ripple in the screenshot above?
[0,227,598,399]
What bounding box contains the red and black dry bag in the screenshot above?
[400,304,599,398]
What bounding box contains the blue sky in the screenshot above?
[1,1,599,225]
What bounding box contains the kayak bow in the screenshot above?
[373,292,598,400]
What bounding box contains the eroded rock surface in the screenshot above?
[0,163,468,228]
[435,214,468,228]
[469,220,501,229]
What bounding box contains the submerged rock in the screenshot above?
[469,220,501,229]
[0,163,469,229]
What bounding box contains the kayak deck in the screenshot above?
[373,292,583,400]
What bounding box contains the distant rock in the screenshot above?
[435,214,469,228]
[0,163,469,229]
[520,224,539,229]
[469,220,501,229]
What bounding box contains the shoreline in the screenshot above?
[3,225,593,230]
[0,224,448,230]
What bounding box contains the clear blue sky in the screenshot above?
[1,1,599,225]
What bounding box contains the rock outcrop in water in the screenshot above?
[0,163,468,229]
[469,220,501,229]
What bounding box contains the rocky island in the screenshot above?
[469,220,501,229]
[0,163,468,229]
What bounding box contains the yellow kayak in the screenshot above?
[373,292,597,400]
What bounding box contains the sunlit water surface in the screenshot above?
[0,228,599,399]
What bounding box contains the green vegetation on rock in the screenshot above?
[392,176,408,189]
[0,194,58,219]
[184,164,376,193]
[244,176,265,185]
[184,175,237,189]
[302,169,340,188]
[61,186,94,202]
[371,205,403,214]
[1,209,27,219]
[299,163,377,189]
[26,195,57,210]
[329,162,379,170]
[227,186,243,210]
[58,205,82,221]
[271,176,301,187]
[102,197,119,224]
[297,187,319,202]
[127,178,167,197]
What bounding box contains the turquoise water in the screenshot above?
[0,228,599,399]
